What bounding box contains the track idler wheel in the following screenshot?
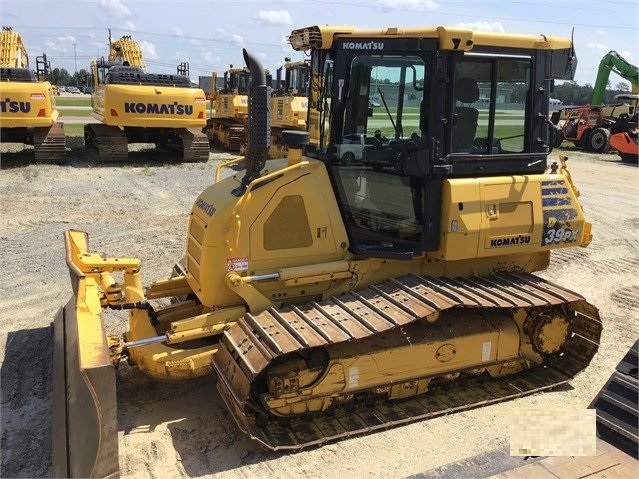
[528,309,570,355]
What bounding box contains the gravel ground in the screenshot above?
[0,143,637,478]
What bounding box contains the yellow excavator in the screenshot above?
[84,32,209,162]
[0,26,65,162]
[269,57,310,158]
[54,26,602,477]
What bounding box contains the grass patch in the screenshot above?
[63,124,85,137]
[55,97,91,107]
[60,109,92,117]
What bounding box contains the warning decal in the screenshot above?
[227,257,249,272]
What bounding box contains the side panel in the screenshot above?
[438,174,588,261]
[100,84,206,128]
[0,81,57,128]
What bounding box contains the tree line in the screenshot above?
[48,67,89,87]
[553,80,632,105]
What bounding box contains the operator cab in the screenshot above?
[301,34,572,259]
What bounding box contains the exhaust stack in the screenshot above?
[232,48,271,196]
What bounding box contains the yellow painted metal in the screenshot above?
[289,25,572,52]
[53,234,120,478]
[92,84,207,128]
[109,34,146,71]
[437,174,590,261]
[169,306,245,334]
[0,81,58,128]
[0,27,28,68]
[264,311,523,416]
[145,275,192,300]
[61,230,234,381]
[0,27,62,157]
[89,33,207,131]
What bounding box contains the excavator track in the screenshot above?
[84,123,128,162]
[178,127,210,163]
[33,122,66,164]
[214,271,601,451]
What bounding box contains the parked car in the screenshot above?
[66,86,81,94]
[335,133,376,165]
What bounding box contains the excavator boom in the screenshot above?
[591,51,639,105]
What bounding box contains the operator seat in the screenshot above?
[612,113,630,134]
[452,77,479,152]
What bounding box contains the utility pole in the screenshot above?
[73,43,78,85]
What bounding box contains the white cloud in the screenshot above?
[58,35,76,43]
[375,0,439,11]
[232,34,245,46]
[618,50,634,62]
[587,41,609,53]
[124,21,136,31]
[454,22,505,33]
[200,50,219,63]
[190,39,202,46]
[45,41,65,53]
[139,40,158,60]
[98,0,131,18]
[280,34,291,53]
[171,26,184,37]
[257,10,293,25]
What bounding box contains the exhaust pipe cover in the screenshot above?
[232,49,272,196]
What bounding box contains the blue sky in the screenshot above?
[1,0,637,88]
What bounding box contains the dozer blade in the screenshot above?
[53,234,119,478]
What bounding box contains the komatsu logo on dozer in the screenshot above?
[490,235,531,247]
[342,41,384,50]
[124,102,193,115]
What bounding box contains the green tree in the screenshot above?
[50,67,72,86]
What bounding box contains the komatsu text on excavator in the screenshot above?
[54,26,601,478]
[0,26,65,162]
[84,32,209,162]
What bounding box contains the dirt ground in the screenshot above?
[0,144,637,479]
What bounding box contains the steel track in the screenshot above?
[213,271,602,450]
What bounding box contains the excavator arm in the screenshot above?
[591,51,639,105]
[107,30,146,70]
[0,26,28,68]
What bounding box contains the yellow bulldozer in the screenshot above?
[203,64,271,152]
[269,57,310,158]
[54,26,602,477]
[0,26,65,163]
[84,32,209,162]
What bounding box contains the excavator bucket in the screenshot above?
[52,231,119,478]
